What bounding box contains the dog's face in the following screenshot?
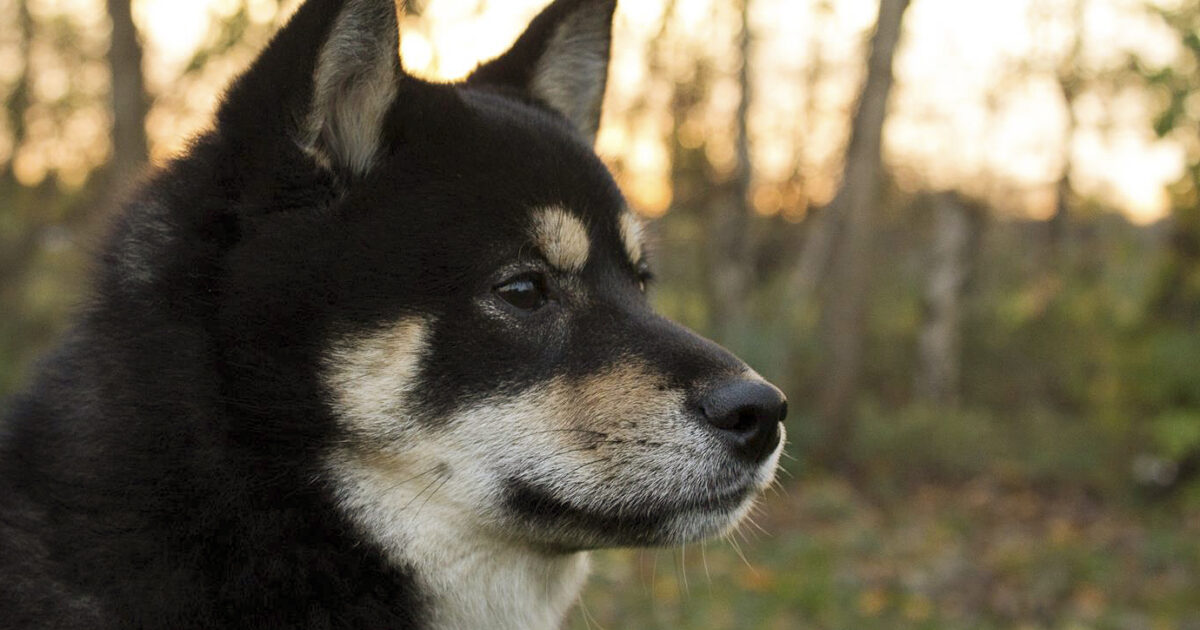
[217,0,786,553]
[319,104,788,550]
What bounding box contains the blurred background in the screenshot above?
[1,0,1199,627]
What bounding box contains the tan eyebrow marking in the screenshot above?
[532,206,590,273]
[619,210,645,264]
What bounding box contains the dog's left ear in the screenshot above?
[468,0,617,144]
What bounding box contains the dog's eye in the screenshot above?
[495,273,549,311]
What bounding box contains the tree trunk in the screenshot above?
[1048,0,1085,262]
[816,0,911,467]
[915,193,974,405]
[3,0,33,184]
[706,0,755,347]
[1,0,38,286]
[782,4,834,351]
[106,0,149,183]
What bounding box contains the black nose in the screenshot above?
[699,379,788,463]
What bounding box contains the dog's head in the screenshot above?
[211,0,786,552]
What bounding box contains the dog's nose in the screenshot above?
[699,379,788,463]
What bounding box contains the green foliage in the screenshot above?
[1138,328,1200,408]
[1127,0,1200,480]
[0,181,90,397]
[850,402,1123,490]
[1152,410,1200,460]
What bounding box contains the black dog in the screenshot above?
[0,1,787,627]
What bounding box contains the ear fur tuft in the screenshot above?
[301,0,402,175]
[469,0,617,144]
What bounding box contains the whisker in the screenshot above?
[539,440,628,461]
[651,548,660,595]
[397,470,448,513]
[677,545,689,597]
[519,427,611,439]
[726,533,754,570]
[744,512,769,538]
[734,520,753,545]
[382,462,445,495]
[639,549,653,595]
[577,595,603,630]
[411,472,452,522]
[556,455,617,481]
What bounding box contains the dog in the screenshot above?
[0,0,787,628]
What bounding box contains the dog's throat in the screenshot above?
[409,536,590,630]
[327,455,590,630]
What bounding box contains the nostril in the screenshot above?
[704,400,752,433]
[711,407,759,434]
[733,409,757,433]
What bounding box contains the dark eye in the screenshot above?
[494,273,549,311]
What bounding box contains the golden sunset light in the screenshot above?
[99,0,1186,222]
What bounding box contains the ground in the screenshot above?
[570,474,1200,630]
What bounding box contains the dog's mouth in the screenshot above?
[500,472,764,550]
[483,402,788,551]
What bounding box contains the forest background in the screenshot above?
[1,0,1199,627]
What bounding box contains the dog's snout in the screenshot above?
[699,380,787,462]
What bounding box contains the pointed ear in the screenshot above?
[216,0,402,179]
[468,0,617,144]
[301,0,402,175]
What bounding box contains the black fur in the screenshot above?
[0,0,780,627]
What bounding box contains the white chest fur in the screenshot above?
[408,529,590,630]
[328,455,591,630]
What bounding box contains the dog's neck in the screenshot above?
[328,457,590,630]
[404,525,590,630]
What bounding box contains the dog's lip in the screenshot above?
[503,476,754,524]
[677,482,754,513]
